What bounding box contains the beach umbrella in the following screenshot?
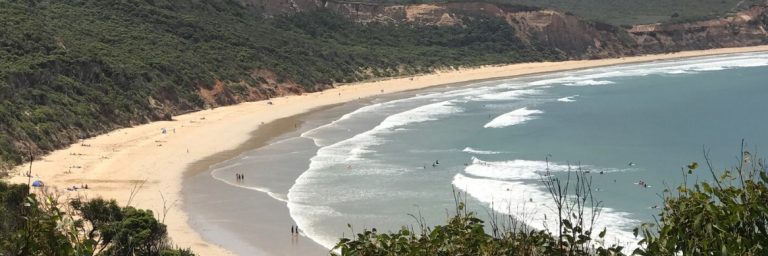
[32,180,43,187]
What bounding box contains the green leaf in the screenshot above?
[562,219,573,230]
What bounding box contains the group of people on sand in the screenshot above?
[66,184,88,191]
[235,173,245,182]
[290,225,300,236]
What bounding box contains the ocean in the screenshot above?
[205,52,768,252]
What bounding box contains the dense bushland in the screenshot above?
[0,181,193,255]
[0,0,564,167]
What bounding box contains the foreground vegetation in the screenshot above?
[0,182,192,255]
[0,0,565,167]
[335,149,768,255]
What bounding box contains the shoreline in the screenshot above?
[182,103,368,255]
[183,110,337,255]
[6,45,768,255]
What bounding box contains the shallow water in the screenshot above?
[209,52,768,252]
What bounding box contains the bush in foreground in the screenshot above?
[0,182,193,256]
[635,148,768,255]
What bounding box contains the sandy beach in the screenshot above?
[6,45,768,255]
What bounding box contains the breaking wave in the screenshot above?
[454,157,640,251]
[557,95,578,102]
[484,107,543,128]
[463,147,503,155]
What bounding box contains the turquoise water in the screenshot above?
[214,52,768,252]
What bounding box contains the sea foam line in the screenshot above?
[527,52,768,87]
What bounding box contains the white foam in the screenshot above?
[301,78,543,147]
[300,102,390,147]
[557,95,578,102]
[462,147,502,155]
[484,107,543,128]
[465,157,570,180]
[528,72,621,87]
[471,89,541,101]
[308,100,461,165]
[453,174,639,252]
[377,101,461,131]
[466,157,632,180]
[300,84,501,147]
[565,80,615,86]
[665,70,694,74]
[527,52,768,87]
[456,157,640,251]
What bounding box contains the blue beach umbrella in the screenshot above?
[32,180,43,187]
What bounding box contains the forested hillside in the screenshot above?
[348,0,765,25]
[0,0,565,166]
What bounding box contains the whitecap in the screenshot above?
[464,157,570,180]
[665,70,695,74]
[565,80,615,86]
[484,107,543,128]
[462,147,502,155]
[557,95,578,102]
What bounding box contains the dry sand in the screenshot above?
[7,45,768,255]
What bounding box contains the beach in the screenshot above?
[7,45,768,255]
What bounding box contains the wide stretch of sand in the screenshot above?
[6,45,768,255]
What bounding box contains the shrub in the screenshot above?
[635,145,768,255]
[0,181,194,256]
